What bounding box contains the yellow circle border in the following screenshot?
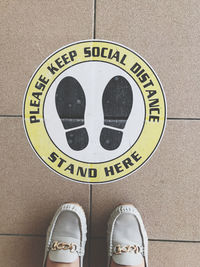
[23,40,167,184]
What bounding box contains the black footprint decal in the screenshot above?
[55,76,88,151]
[100,76,133,150]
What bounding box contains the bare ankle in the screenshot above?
[110,258,145,267]
[46,256,79,267]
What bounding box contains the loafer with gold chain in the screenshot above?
[43,203,87,267]
[107,204,148,267]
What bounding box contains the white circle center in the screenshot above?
[44,62,145,163]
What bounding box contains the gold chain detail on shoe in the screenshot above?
[113,244,141,255]
[51,241,77,252]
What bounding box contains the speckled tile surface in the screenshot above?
[1,1,200,266]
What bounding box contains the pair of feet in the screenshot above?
[43,203,148,267]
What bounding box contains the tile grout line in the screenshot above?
[92,0,97,39]
[148,239,200,243]
[1,115,200,121]
[1,233,200,244]
[167,117,200,121]
[88,185,93,267]
[0,115,22,118]
[88,2,96,267]
[0,233,45,238]
[90,236,200,244]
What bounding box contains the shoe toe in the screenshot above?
[52,211,81,240]
[113,213,143,246]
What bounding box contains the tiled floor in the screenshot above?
[1,1,200,267]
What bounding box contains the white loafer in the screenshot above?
[107,204,148,267]
[43,203,87,267]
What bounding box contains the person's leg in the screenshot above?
[110,258,144,267]
[46,257,79,267]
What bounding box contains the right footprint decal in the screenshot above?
[55,76,88,151]
[100,76,133,150]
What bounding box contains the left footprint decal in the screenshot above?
[55,76,88,151]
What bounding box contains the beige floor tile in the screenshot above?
[0,0,93,115]
[96,0,200,118]
[0,117,89,234]
[149,241,200,267]
[90,238,200,267]
[91,120,200,240]
[0,236,45,267]
[90,238,107,267]
[0,235,88,267]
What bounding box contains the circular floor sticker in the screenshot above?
[23,40,167,184]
